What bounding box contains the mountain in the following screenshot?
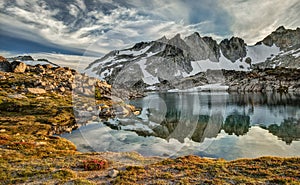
[85,26,300,90]
[6,55,59,68]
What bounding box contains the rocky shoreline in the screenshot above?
[137,67,300,93]
[226,67,300,93]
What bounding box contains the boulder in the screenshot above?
[0,56,12,72]
[0,75,6,80]
[11,61,27,73]
[108,169,119,178]
[59,86,65,92]
[8,94,27,99]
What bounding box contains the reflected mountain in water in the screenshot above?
[267,118,300,144]
[104,92,300,144]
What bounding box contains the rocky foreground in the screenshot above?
[0,56,300,184]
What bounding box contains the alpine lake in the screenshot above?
[63,91,300,160]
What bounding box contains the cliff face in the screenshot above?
[220,37,247,62]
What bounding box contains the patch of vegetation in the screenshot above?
[114,155,300,184]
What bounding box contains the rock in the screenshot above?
[83,88,94,95]
[133,110,140,115]
[27,88,46,94]
[11,61,27,73]
[87,78,95,86]
[69,83,76,90]
[108,169,119,178]
[87,107,93,111]
[114,105,130,116]
[42,64,52,69]
[13,55,34,61]
[0,56,12,72]
[99,108,113,117]
[45,85,55,91]
[0,75,6,80]
[35,141,47,146]
[59,86,65,92]
[8,94,27,99]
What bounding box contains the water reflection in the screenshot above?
[103,92,300,144]
[64,92,300,160]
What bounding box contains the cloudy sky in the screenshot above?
[0,0,300,59]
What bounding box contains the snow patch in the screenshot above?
[244,44,280,64]
[119,45,151,56]
[292,50,300,58]
[138,59,160,85]
[187,51,250,77]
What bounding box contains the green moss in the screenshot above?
[52,169,76,180]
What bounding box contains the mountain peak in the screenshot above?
[220,37,246,62]
[260,26,300,49]
[275,26,286,33]
[156,36,168,43]
[170,33,182,40]
[190,32,201,37]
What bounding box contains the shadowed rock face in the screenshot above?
[202,36,220,62]
[220,37,247,62]
[185,33,212,61]
[0,56,12,72]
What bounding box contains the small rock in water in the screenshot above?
[108,169,119,178]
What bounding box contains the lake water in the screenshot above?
[63,92,300,160]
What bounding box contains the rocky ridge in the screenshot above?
[86,26,300,92]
